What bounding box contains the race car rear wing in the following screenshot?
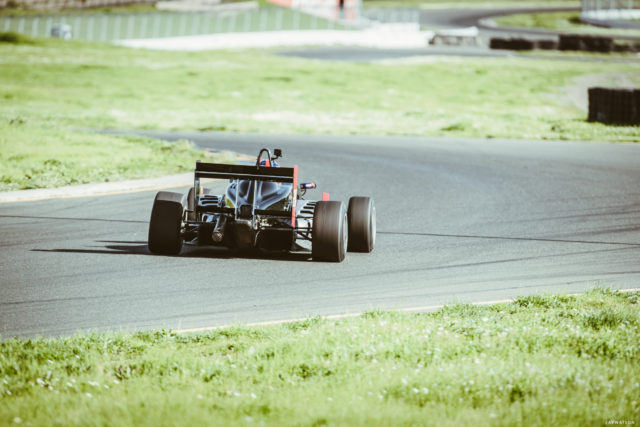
[193,161,299,226]
[194,161,297,183]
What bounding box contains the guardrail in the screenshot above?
[361,7,420,24]
[0,7,355,41]
[581,0,640,27]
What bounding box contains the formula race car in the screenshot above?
[147,148,375,262]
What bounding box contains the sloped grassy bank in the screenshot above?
[2,33,640,191]
[1,288,638,426]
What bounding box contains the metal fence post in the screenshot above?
[259,9,266,31]
[293,9,300,30]
[100,15,106,41]
[214,13,221,33]
[193,13,201,35]
[229,12,235,32]
[166,13,172,37]
[85,15,92,41]
[203,13,211,34]
[276,7,283,30]
[72,16,79,39]
[113,15,121,40]
[31,17,38,37]
[138,14,145,38]
[242,12,248,32]
[152,13,159,38]
[126,14,134,39]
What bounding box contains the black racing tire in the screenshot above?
[187,186,210,221]
[312,201,348,262]
[148,191,184,255]
[347,196,376,253]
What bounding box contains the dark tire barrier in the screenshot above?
[559,34,614,52]
[535,39,559,50]
[588,87,640,125]
[613,42,640,53]
[489,37,535,50]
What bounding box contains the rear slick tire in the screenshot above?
[148,191,184,255]
[312,201,347,262]
[347,196,376,253]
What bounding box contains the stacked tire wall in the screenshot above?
[558,34,614,53]
[489,38,559,50]
[588,87,640,125]
[489,38,535,50]
[489,34,640,52]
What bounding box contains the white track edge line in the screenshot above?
[174,288,640,334]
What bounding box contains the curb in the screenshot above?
[0,173,193,203]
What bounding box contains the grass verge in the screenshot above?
[0,288,638,426]
[0,34,236,192]
[0,126,235,191]
[494,11,640,38]
[1,33,640,191]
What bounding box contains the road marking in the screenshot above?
[174,288,640,334]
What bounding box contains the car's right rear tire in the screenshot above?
[148,191,184,255]
[347,196,376,253]
[312,201,347,262]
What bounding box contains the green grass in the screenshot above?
[1,34,639,191]
[494,11,640,38]
[0,126,235,191]
[0,288,638,426]
[0,35,237,191]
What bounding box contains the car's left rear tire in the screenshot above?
[148,191,184,255]
[312,201,348,262]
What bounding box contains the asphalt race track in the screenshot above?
[2,132,640,337]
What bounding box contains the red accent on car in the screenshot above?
[292,165,298,227]
[322,192,330,201]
